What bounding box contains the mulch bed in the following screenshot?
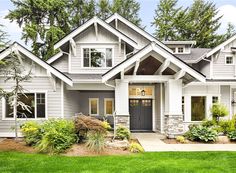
[162,138,236,144]
[0,138,132,156]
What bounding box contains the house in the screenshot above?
[0,13,236,138]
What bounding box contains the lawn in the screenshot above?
[0,152,236,173]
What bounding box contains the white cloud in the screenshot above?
[217,5,236,34]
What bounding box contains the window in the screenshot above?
[89,98,99,115]
[225,56,233,65]
[191,96,206,121]
[83,48,112,67]
[5,93,46,119]
[177,47,184,53]
[212,96,219,104]
[129,86,153,97]
[104,98,114,116]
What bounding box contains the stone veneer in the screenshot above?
[164,114,184,138]
[114,115,130,129]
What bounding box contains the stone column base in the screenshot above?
[114,115,130,129]
[164,114,184,138]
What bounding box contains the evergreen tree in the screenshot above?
[97,0,111,20]
[6,0,71,60]
[0,24,9,50]
[224,22,236,40]
[152,0,182,41]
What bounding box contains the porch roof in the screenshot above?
[102,42,206,84]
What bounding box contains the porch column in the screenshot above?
[114,79,130,129]
[164,79,184,138]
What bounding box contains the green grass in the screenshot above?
[0,151,236,173]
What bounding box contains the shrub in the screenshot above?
[37,119,77,154]
[21,121,42,146]
[202,119,217,128]
[176,136,186,143]
[129,142,144,153]
[116,126,130,140]
[86,131,105,153]
[101,120,111,130]
[185,125,217,142]
[228,130,236,141]
[211,103,229,123]
[218,120,235,134]
[74,115,106,141]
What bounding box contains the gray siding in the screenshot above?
[64,89,80,119]
[51,54,68,72]
[0,77,62,133]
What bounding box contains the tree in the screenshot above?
[0,24,9,50]
[111,0,141,26]
[152,0,182,41]
[181,0,222,48]
[97,0,111,20]
[224,22,236,40]
[6,0,71,60]
[0,50,32,138]
[210,103,228,124]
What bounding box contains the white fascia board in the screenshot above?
[105,13,173,53]
[152,45,206,82]
[54,16,138,50]
[0,43,73,86]
[46,51,64,64]
[102,45,153,82]
[207,34,236,57]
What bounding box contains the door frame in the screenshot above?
[128,85,155,131]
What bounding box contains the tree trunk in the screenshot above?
[13,95,18,139]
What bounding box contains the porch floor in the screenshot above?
[132,133,236,152]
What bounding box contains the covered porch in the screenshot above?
[102,42,205,137]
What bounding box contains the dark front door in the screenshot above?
[129,99,152,131]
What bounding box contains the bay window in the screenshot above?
[83,48,113,67]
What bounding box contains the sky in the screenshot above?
[0,0,236,48]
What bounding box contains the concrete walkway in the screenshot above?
[132,133,236,152]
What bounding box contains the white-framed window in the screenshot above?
[89,98,99,115]
[225,56,234,65]
[83,48,113,68]
[104,98,114,116]
[191,96,206,121]
[212,96,219,104]
[3,93,46,119]
[177,47,184,53]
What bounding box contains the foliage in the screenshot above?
[129,142,144,153]
[224,22,236,41]
[0,24,9,50]
[37,119,77,154]
[74,115,106,141]
[185,125,217,142]
[86,131,105,153]
[21,121,42,146]
[202,119,217,128]
[115,126,130,140]
[101,120,111,130]
[176,136,186,143]
[210,103,229,123]
[228,130,236,141]
[218,119,236,135]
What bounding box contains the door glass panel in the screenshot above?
[141,100,151,106]
[130,100,139,106]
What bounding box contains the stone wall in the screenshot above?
[164,114,184,138]
[114,115,130,129]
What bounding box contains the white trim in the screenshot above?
[105,13,173,52]
[154,59,170,75]
[81,45,115,68]
[2,91,48,120]
[207,35,236,57]
[225,55,234,65]
[0,132,23,137]
[125,75,174,83]
[160,83,163,133]
[104,98,114,116]
[46,51,63,64]
[61,81,64,118]
[102,43,206,83]
[163,41,197,45]
[89,98,99,116]
[54,16,138,50]
[0,43,73,86]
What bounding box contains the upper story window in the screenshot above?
[83,48,112,68]
[225,56,234,65]
[177,47,184,53]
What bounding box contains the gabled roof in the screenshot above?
[105,13,173,53]
[102,42,205,83]
[207,34,236,57]
[163,41,196,45]
[54,16,138,50]
[47,51,64,64]
[0,42,73,86]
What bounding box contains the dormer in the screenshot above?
[163,41,196,54]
